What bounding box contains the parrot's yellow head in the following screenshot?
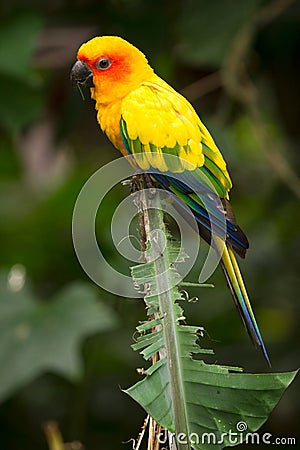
[71,36,154,104]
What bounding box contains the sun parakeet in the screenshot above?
[71,36,270,365]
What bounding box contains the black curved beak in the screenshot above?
[70,60,94,88]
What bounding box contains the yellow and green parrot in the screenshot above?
[71,36,270,365]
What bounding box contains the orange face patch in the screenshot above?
[76,36,153,103]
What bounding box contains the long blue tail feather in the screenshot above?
[220,243,271,366]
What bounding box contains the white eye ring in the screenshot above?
[96,57,112,70]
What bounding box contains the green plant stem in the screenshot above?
[44,422,64,450]
[137,176,190,450]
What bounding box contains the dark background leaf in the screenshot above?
[177,0,262,67]
[0,272,117,401]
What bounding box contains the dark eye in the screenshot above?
[96,57,112,70]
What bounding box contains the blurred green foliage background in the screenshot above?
[0,0,299,448]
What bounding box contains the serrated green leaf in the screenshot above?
[126,355,297,450]
[127,183,298,450]
[179,282,214,288]
[0,271,117,402]
[136,318,162,332]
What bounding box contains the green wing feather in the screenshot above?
[120,78,232,199]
